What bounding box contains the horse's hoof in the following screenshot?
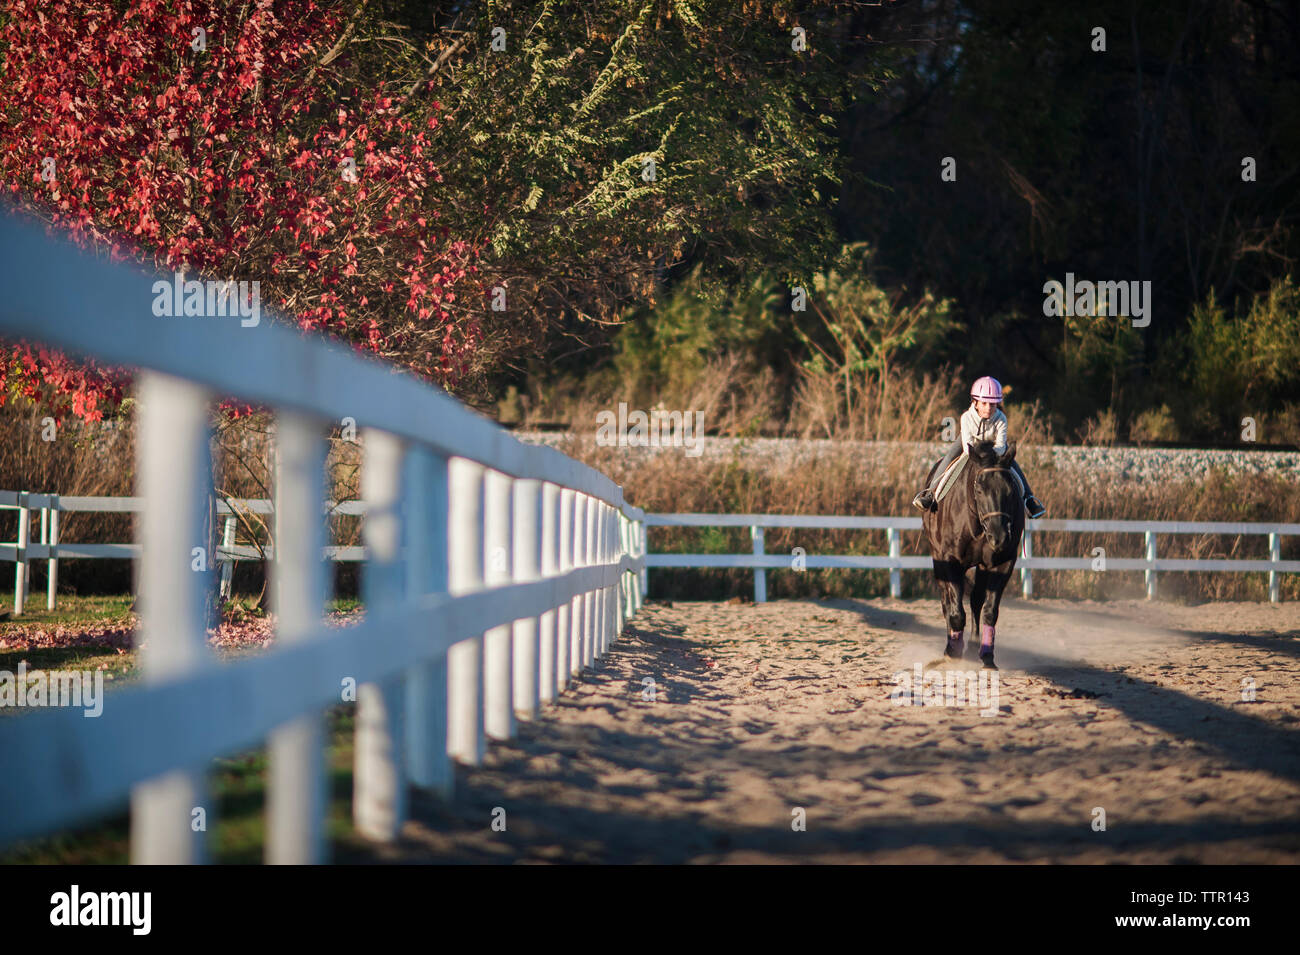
[944,638,964,659]
[980,651,998,670]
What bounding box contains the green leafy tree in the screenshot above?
[393,0,888,392]
[796,242,954,438]
[1185,277,1300,436]
[609,264,788,404]
[1046,278,1145,425]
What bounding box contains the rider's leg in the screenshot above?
[1009,459,1045,517]
[914,441,963,509]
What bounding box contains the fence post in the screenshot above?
[402,447,452,798]
[583,494,598,668]
[609,506,621,638]
[218,515,237,599]
[600,502,614,655]
[12,492,28,616]
[266,410,329,863]
[353,428,409,842]
[36,505,46,602]
[557,488,575,689]
[571,493,588,674]
[1145,531,1157,599]
[447,458,486,765]
[46,496,58,611]
[1269,532,1281,604]
[625,515,635,612]
[1021,528,1033,598]
[607,504,618,649]
[129,372,214,864]
[483,469,515,741]
[594,502,607,659]
[752,525,766,603]
[538,483,560,705]
[887,525,901,598]
[638,522,648,603]
[616,511,627,629]
[591,502,605,661]
[512,478,543,721]
[638,519,644,610]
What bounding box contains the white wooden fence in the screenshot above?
[644,514,1300,603]
[0,493,370,614]
[0,211,646,862]
[6,504,1297,617]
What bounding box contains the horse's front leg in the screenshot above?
[977,569,1012,669]
[967,568,988,662]
[935,560,966,659]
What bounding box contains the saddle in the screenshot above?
[934,453,968,502]
[934,452,1025,504]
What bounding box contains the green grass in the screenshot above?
[0,645,138,692]
[0,593,364,683]
[1,706,364,864]
[0,594,140,698]
[2,593,362,627]
[1,592,377,863]
[0,593,134,626]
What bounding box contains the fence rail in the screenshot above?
[0,492,389,613]
[0,211,646,862]
[6,502,1297,611]
[642,514,1300,603]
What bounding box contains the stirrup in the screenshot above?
[1026,496,1046,519]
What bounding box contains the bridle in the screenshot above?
[975,465,1020,525]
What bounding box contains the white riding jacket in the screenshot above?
[961,404,1008,455]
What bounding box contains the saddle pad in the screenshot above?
[935,453,1025,504]
[934,452,968,502]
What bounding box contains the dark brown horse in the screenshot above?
[920,440,1024,669]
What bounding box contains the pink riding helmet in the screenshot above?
[971,376,1003,403]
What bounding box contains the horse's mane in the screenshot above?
[968,439,1016,468]
[968,441,998,468]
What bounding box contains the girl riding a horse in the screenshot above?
[913,376,1046,519]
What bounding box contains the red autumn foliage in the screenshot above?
[0,0,483,422]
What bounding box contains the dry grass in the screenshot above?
[527,351,1065,447]
[0,401,367,601]
[554,360,1300,603]
[536,365,1296,603]
[211,413,365,602]
[0,402,136,595]
[580,444,1300,602]
[4,366,1298,605]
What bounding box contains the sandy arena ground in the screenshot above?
[348,597,1300,864]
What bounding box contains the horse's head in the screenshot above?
[966,439,1019,553]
